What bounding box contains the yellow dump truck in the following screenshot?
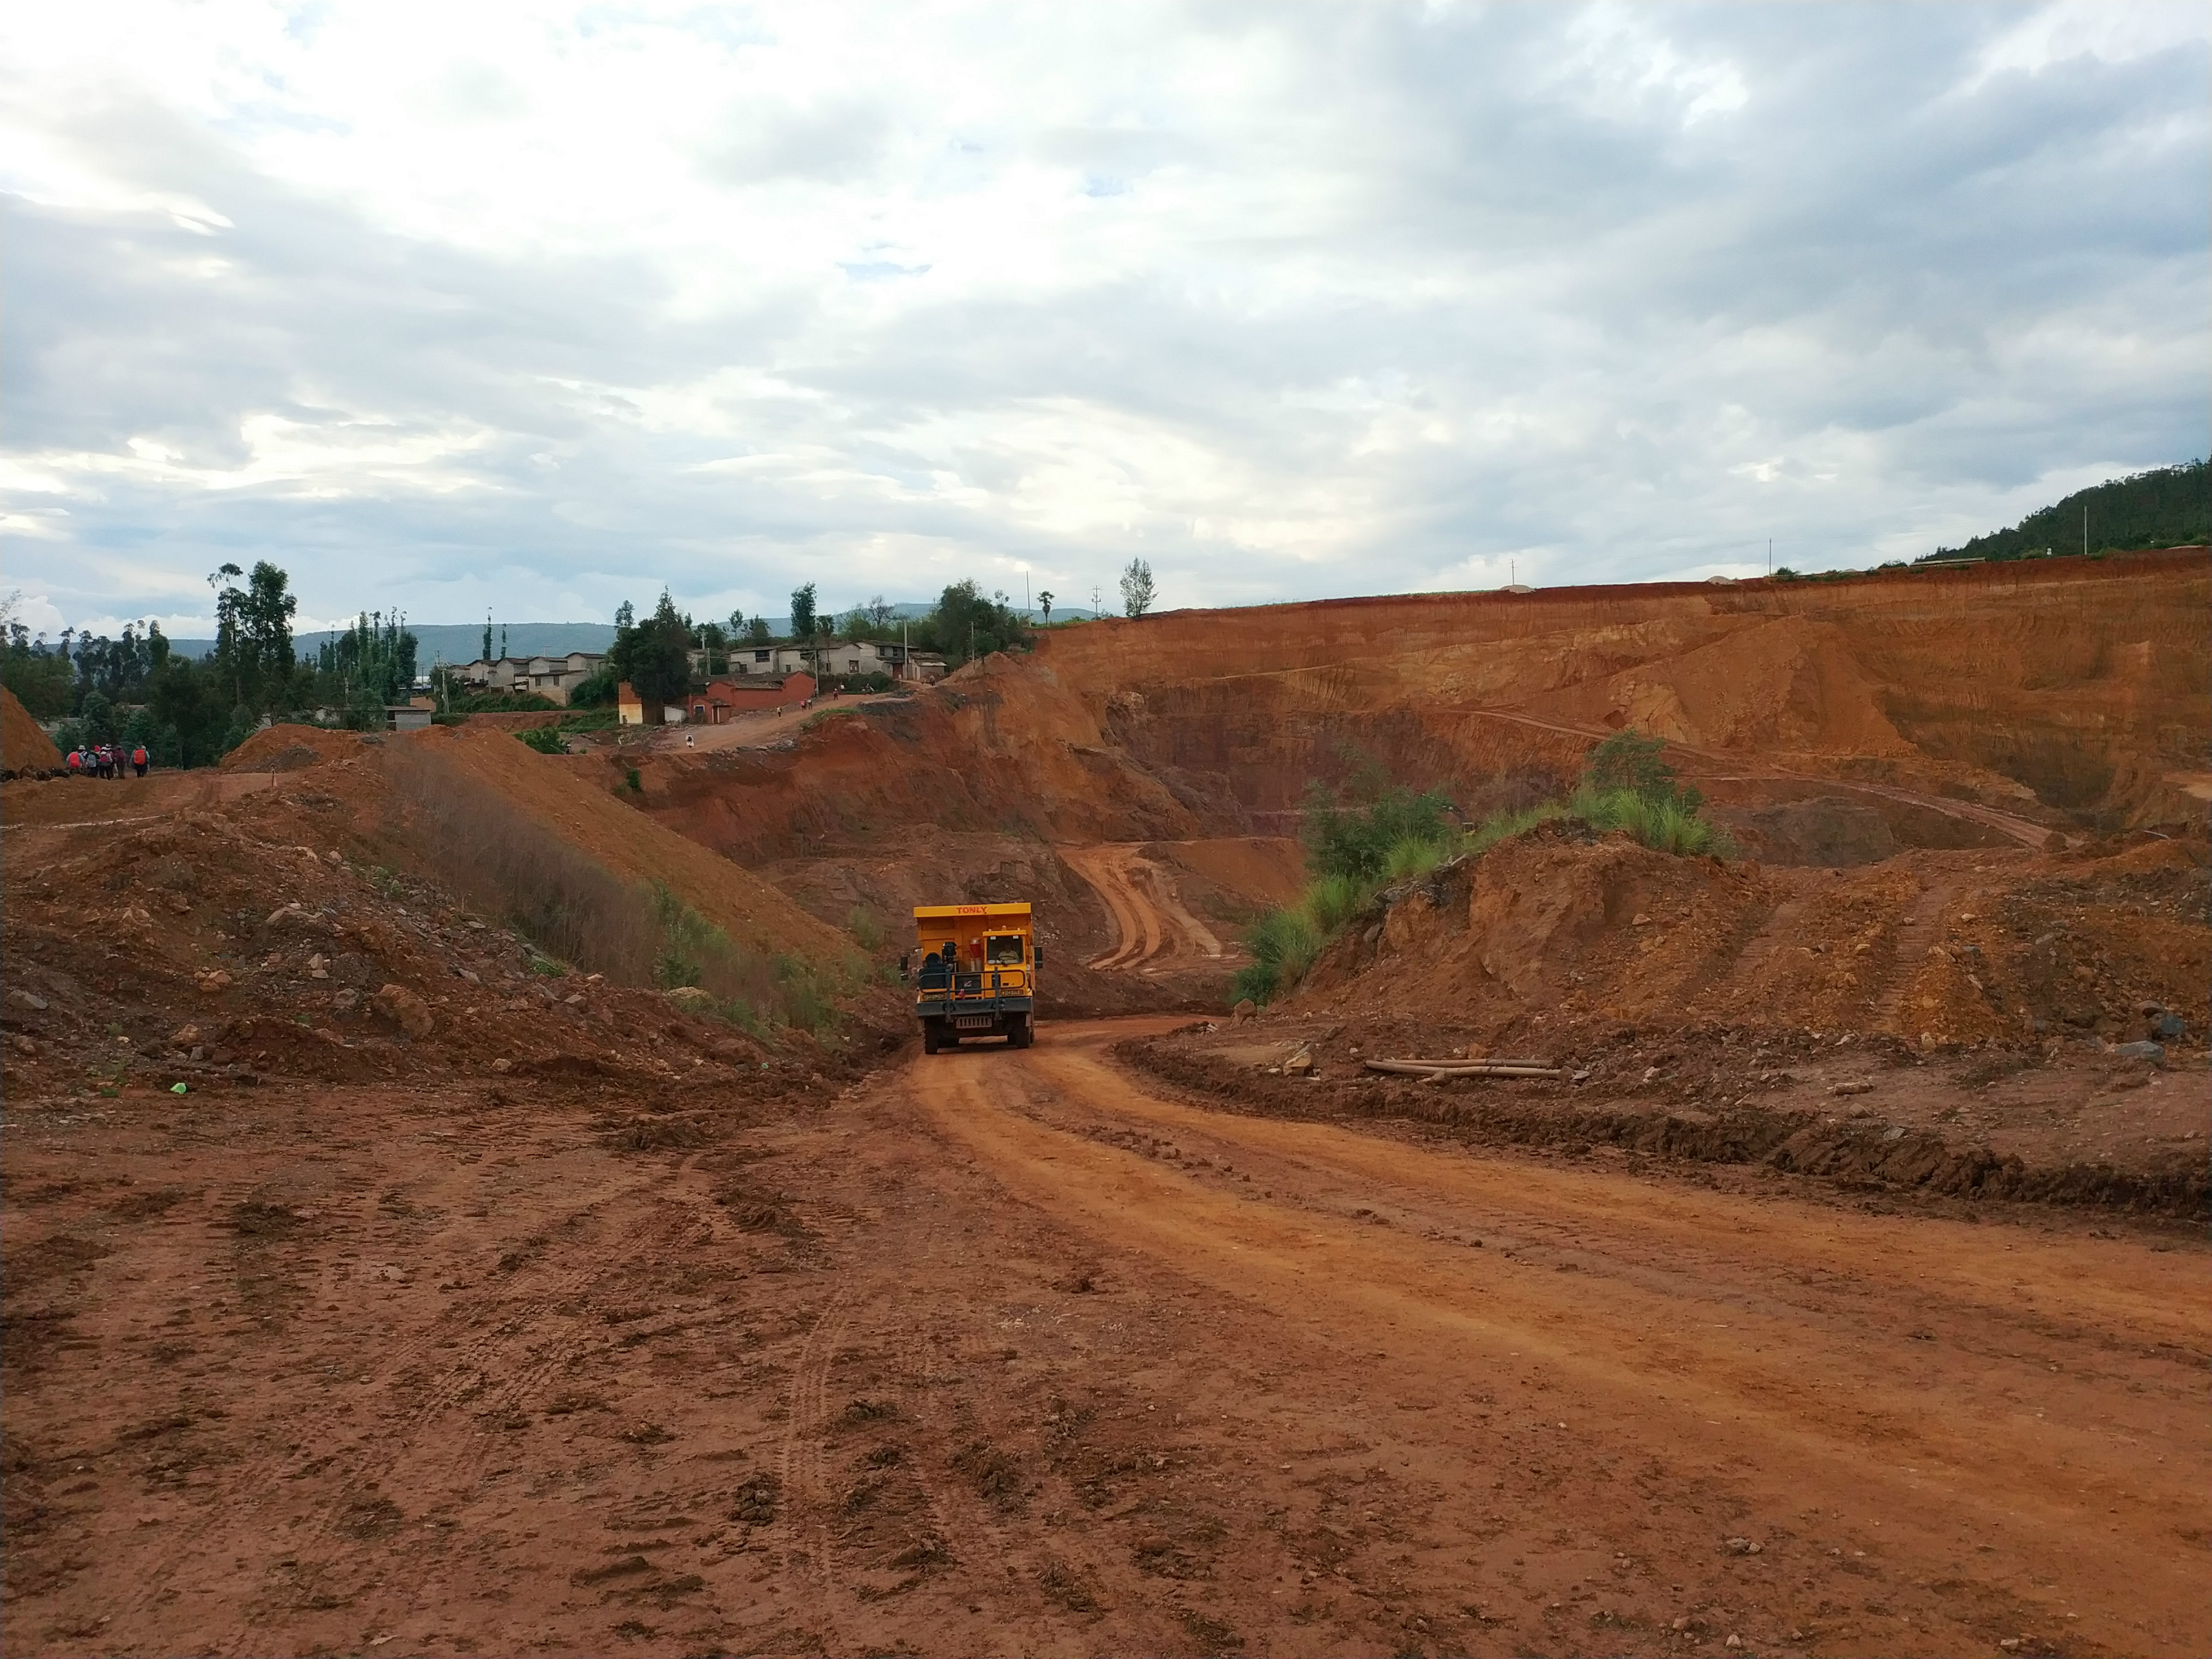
[907,902,1040,1052]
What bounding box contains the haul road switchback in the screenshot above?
[905,902,1040,1052]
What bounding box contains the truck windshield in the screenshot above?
[985,934,1026,965]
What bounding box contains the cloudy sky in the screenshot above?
[3,1,2206,638]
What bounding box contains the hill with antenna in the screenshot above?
[1920,459,2207,563]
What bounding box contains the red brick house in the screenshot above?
[687,672,817,724]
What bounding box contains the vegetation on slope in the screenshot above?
[1921,459,2208,563]
[1232,729,1728,1007]
[383,741,858,1034]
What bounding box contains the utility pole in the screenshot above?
[2082,503,2088,559]
[1768,538,1772,576]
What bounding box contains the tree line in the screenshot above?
[2,562,415,767]
[1,554,1170,763]
[1921,459,2208,562]
[574,578,1048,712]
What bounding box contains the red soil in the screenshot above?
[3,685,63,774]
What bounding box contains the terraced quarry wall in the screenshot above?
[1036,549,2210,832]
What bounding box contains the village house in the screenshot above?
[690,638,944,684]
[454,651,605,705]
[681,672,819,724]
[616,683,698,727]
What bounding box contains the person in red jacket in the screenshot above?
[131,744,149,778]
[66,748,82,776]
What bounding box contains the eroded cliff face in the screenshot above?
[612,552,2204,885]
[1036,550,2210,832]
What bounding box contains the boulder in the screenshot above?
[1232,999,1258,1022]
[370,983,435,1038]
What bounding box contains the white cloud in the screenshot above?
[0,1,2204,633]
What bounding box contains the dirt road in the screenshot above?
[910,1019,2209,1658]
[8,1018,2204,1658]
[1060,844,1230,972]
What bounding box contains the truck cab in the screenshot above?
[908,902,1040,1052]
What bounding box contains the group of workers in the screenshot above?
[65,744,148,779]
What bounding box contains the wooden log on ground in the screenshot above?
[1363,1059,1562,1079]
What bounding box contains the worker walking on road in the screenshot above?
[131,744,149,778]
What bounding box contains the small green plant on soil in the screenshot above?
[846,906,885,952]
[623,767,643,793]
[516,726,566,754]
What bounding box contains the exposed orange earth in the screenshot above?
[3,684,64,775]
[4,551,2206,1658]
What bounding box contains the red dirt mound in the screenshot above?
[1285,822,2208,1052]
[2,686,61,775]
[0,806,808,1101]
[221,723,374,772]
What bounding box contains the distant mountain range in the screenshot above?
[156,605,1106,664]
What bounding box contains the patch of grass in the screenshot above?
[1567,784,1729,856]
[1233,906,1324,1006]
[1381,834,1449,882]
[1301,871,1368,934]
[1464,801,1565,856]
[846,906,885,951]
[516,726,567,754]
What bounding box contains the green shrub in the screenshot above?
[451,689,560,713]
[847,906,885,951]
[516,726,566,754]
[1303,784,1454,882]
[1232,960,1279,1006]
[1236,907,1323,1007]
[1582,727,1702,813]
[1302,872,1368,934]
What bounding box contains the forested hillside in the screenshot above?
[1923,459,2208,562]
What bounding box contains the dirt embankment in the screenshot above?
[1117,819,2209,1215]
[3,686,63,775]
[0,781,878,1105]
[1280,822,2208,1052]
[605,657,1232,866]
[1036,549,2211,834]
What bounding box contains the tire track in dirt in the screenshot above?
[171,1117,720,1653]
[904,1018,2209,1658]
[777,1284,855,1595]
[1873,874,1964,1036]
[1059,844,1225,972]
